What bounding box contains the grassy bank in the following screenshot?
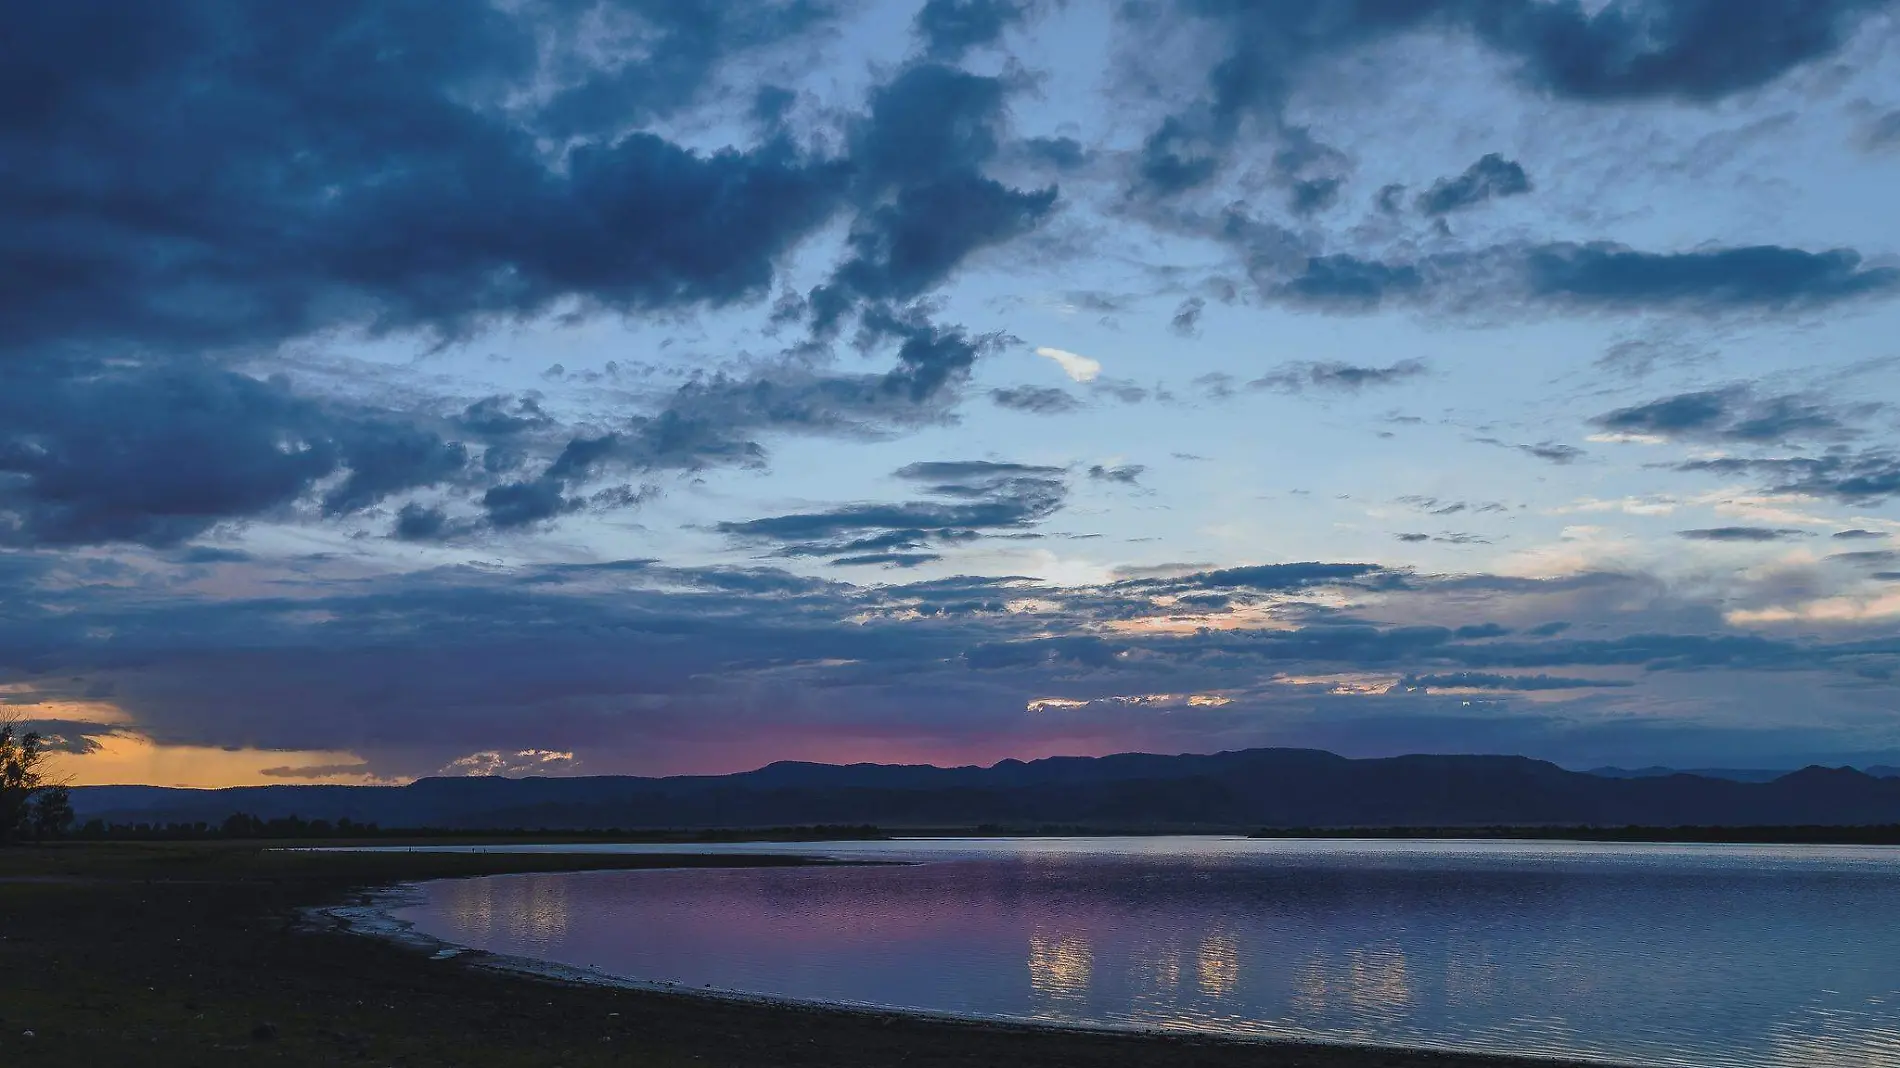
[1,841,1600,1067]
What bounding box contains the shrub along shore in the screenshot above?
[0,841,1604,1068]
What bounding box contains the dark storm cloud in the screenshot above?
[3,1,854,359]
[0,361,467,547]
[1592,387,1855,443]
[1834,529,1888,540]
[1126,0,1887,196]
[1252,359,1427,393]
[5,3,1076,545]
[914,0,1032,60]
[1416,153,1532,215]
[990,385,1080,414]
[808,63,1058,330]
[1678,527,1812,542]
[321,424,470,518]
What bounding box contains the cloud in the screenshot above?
[1114,561,1395,593]
[990,385,1080,414]
[808,63,1058,330]
[1258,242,1899,316]
[1251,360,1427,393]
[1862,109,1900,152]
[6,2,852,360]
[441,749,580,778]
[1524,244,1900,312]
[1834,529,1889,540]
[457,395,553,438]
[1289,177,1344,215]
[3,7,1084,545]
[716,459,1068,560]
[831,552,942,568]
[1592,387,1854,443]
[1397,673,1632,692]
[1124,0,1885,196]
[260,763,377,780]
[1396,532,1491,545]
[1679,527,1813,542]
[389,504,449,542]
[1171,297,1206,337]
[1399,496,1511,517]
[914,0,1032,61]
[1035,347,1102,383]
[1416,153,1532,215]
[1474,437,1585,464]
[1675,449,1900,503]
[0,361,469,547]
[1830,550,1899,565]
[1519,442,1585,465]
[1087,464,1145,485]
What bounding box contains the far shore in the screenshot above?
[0,840,1620,1068]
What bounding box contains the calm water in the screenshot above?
[386,838,1900,1066]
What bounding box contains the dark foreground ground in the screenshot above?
[0,842,1604,1068]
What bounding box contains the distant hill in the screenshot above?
[1584,766,1791,784]
[70,747,1900,831]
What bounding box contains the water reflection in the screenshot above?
[435,874,571,949]
[1196,935,1239,997]
[392,839,1900,1068]
[1027,933,1091,1007]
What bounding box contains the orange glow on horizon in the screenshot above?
[49,731,400,788]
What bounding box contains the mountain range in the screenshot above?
[70,748,1900,831]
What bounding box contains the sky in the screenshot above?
[7,0,1900,787]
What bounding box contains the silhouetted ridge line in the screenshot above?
[69,748,1900,830]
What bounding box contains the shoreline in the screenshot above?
[324,875,1636,1067]
[4,841,1614,1068]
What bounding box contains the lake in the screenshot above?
[384,837,1900,1067]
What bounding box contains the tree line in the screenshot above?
[64,818,887,842]
[1,720,74,843]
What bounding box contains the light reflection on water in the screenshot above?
[391,838,1900,1067]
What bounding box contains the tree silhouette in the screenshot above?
[31,785,75,840]
[1,715,61,844]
